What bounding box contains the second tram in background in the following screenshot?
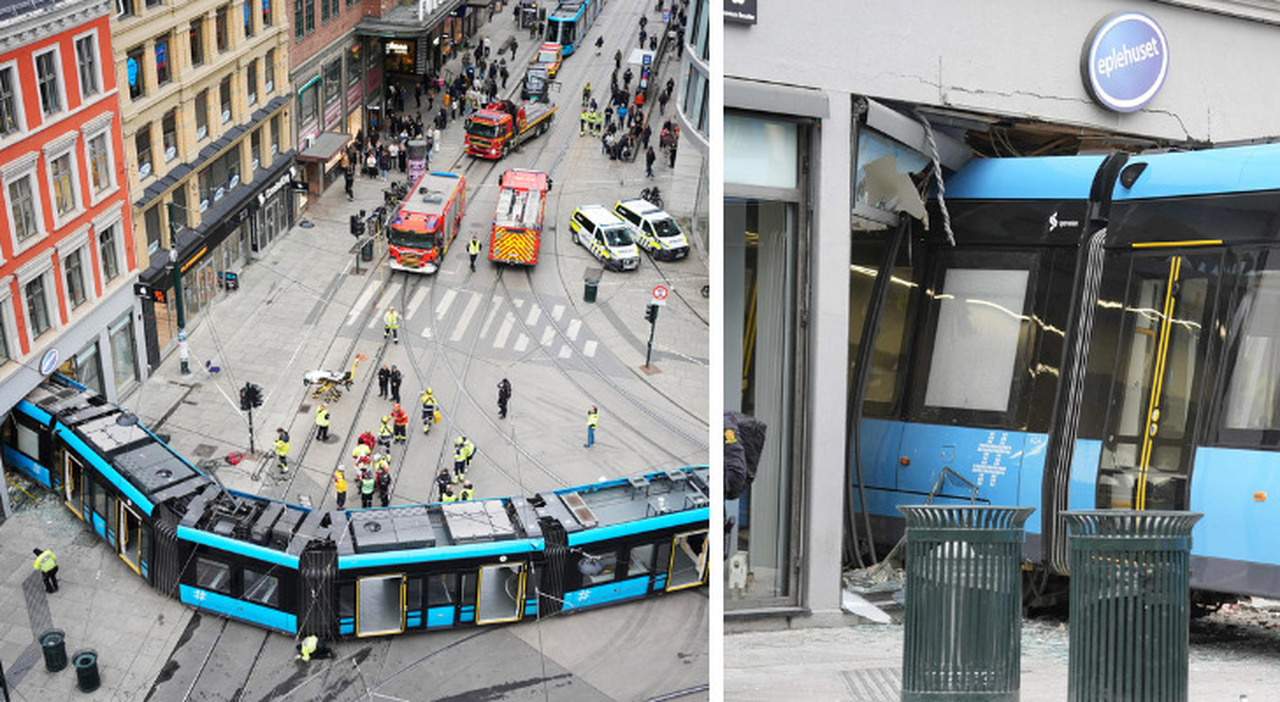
[545,0,603,56]
[388,171,466,274]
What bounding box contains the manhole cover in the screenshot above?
[192,443,217,458]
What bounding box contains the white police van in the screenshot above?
[570,205,640,271]
[612,198,690,261]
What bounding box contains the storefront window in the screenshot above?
[384,40,416,74]
[72,340,103,395]
[725,114,798,190]
[109,311,138,392]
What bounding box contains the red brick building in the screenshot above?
[0,0,141,407]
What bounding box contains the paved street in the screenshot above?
[0,1,709,699]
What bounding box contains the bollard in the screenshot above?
[899,505,1033,701]
[583,276,600,303]
[1064,510,1202,702]
[39,629,67,673]
[71,649,99,693]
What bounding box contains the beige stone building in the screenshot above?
[112,0,295,363]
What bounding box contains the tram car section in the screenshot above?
[3,375,710,640]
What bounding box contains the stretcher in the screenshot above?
[303,354,367,402]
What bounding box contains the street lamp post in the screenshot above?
[168,247,189,375]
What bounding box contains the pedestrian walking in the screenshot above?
[639,28,647,47]
[376,464,392,507]
[333,468,348,509]
[415,83,422,107]
[669,142,678,168]
[344,166,354,201]
[645,146,656,178]
[614,48,622,70]
[420,387,438,433]
[275,428,291,472]
[32,548,58,592]
[497,378,511,418]
[467,237,482,271]
[378,364,390,397]
[642,123,652,149]
[360,468,376,508]
[390,365,403,404]
[584,406,598,447]
[384,306,400,343]
[391,404,409,443]
[315,404,331,442]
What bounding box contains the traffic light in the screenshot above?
[239,383,251,411]
[240,382,264,410]
[645,303,659,323]
[350,214,363,237]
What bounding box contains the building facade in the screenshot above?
[672,0,707,250]
[113,0,295,367]
[724,0,1280,625]
[0,0,141,407]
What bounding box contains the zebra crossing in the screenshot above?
[346,281,601,360]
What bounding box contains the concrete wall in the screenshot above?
[726,0,1280,144]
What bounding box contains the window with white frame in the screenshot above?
[6,164,42,248]
[34,48,63,117]
[24,273,53,339]
[49,150,80,221]
[0,64,21,136]
[0,284,16,364]
[82,116,117,202]
[94,215,123,283]
[74,32,101,100]
[64,248,87,309]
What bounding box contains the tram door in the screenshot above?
[63,452,86,519]
[118,502,144,575]
[475,563,527,625]
[666,530,709,591]
[355,574,405,636]
[1096,249,1220,511]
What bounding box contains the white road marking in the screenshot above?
[479,293,501,337]
[435,289,458,319]
[513,298,524,309]
[514,334,529,352]
[449,292,483,342]
[347,285,377,326]
[566,319,582,341]
[405,287,429,320]
[583,340,598,357]
[493,313,515,348]
[367,282,402,328]
[552,304,565,321]
[540,327,555,347]
[525,303,541,326]
[558,345,572,359]
[420,326,433,339]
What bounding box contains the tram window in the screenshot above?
[1223,268,1280,434]
[583,552,617,585]
[461,573,477,604]
[655,541,671,577]
[923,268,1029,413]
[338,584,355,618]
[243,567,280,607]
[87,476,106,519]
[427,573,457,606]
[15,420,39,458]
[194,557,231,594]
[627,544,655,576]
[406,578,423,612]
[848,236,915,413]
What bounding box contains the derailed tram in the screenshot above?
[850,142,1280,605]
[3,375,709,638]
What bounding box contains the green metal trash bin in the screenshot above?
[72,649,99,693]
[1064,510,1202,702]
[583,276,600,303]
[40,629,67,672]
[899,506,1033,701]
[361,239,374,262]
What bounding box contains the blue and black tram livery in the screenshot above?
[849,141,1280,604]
[3,375,709,638]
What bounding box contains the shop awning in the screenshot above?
[297,132,351,163]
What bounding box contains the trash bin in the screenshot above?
[1064,510,1202,702]
[40,629,67,672]
[899,505,1034,701]
[361,239,374,262]
[583,276,600,303]
[72,649,99,692]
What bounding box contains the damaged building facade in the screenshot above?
[724,0,1280,625]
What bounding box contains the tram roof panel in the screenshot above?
[1112,142,1280,201]
[944,153,1107,201]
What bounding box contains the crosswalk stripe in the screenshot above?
[514,333,529,352]
[583,340,598,357]
[540,327,555,347]
[479,293,501,337]
[435,289,458,320]
[513,298,524,309]
[405,287,429,320]
[493,313,515,348]
[558,345,572,359]
[566,319,582,341]
[525,303,541,326]
[450,292,483,342]
[368,282,402,329]
[552,304,565,322]
[347,285,377,326]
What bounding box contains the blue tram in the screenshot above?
[3,375,709,637]
[544,0,602,56]
[850,142,1280,602]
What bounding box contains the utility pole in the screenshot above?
[168,202,189,374]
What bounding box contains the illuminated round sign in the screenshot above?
[1081,12,1169,113]
[40,349,59,376]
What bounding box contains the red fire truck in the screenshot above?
[464,100,557,159]
[489,169,550,266]
[388,171,467,274]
